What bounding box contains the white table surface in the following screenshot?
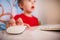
[0,25,60,40]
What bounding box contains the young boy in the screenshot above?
[9,0,41,27]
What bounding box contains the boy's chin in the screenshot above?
[27,10,34,13]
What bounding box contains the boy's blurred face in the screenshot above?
[19,0,36,13]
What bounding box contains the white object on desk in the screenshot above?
[39,24,60,30]
[6,25,27,34]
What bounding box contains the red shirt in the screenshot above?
[14,13,39,27]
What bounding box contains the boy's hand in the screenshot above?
[24,23,31,28]
[9,18,16,26]
[16,18,24,25]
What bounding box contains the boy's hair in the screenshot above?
[17,0,23,10]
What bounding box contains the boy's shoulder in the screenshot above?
[14,13,23,17]
[14,13,24,20]
[32,15,38,19]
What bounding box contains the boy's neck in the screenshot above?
[24,11,32,17]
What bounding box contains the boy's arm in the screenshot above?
[39,21,41,25]
[6,18,16,28]
[38,20,42,25]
